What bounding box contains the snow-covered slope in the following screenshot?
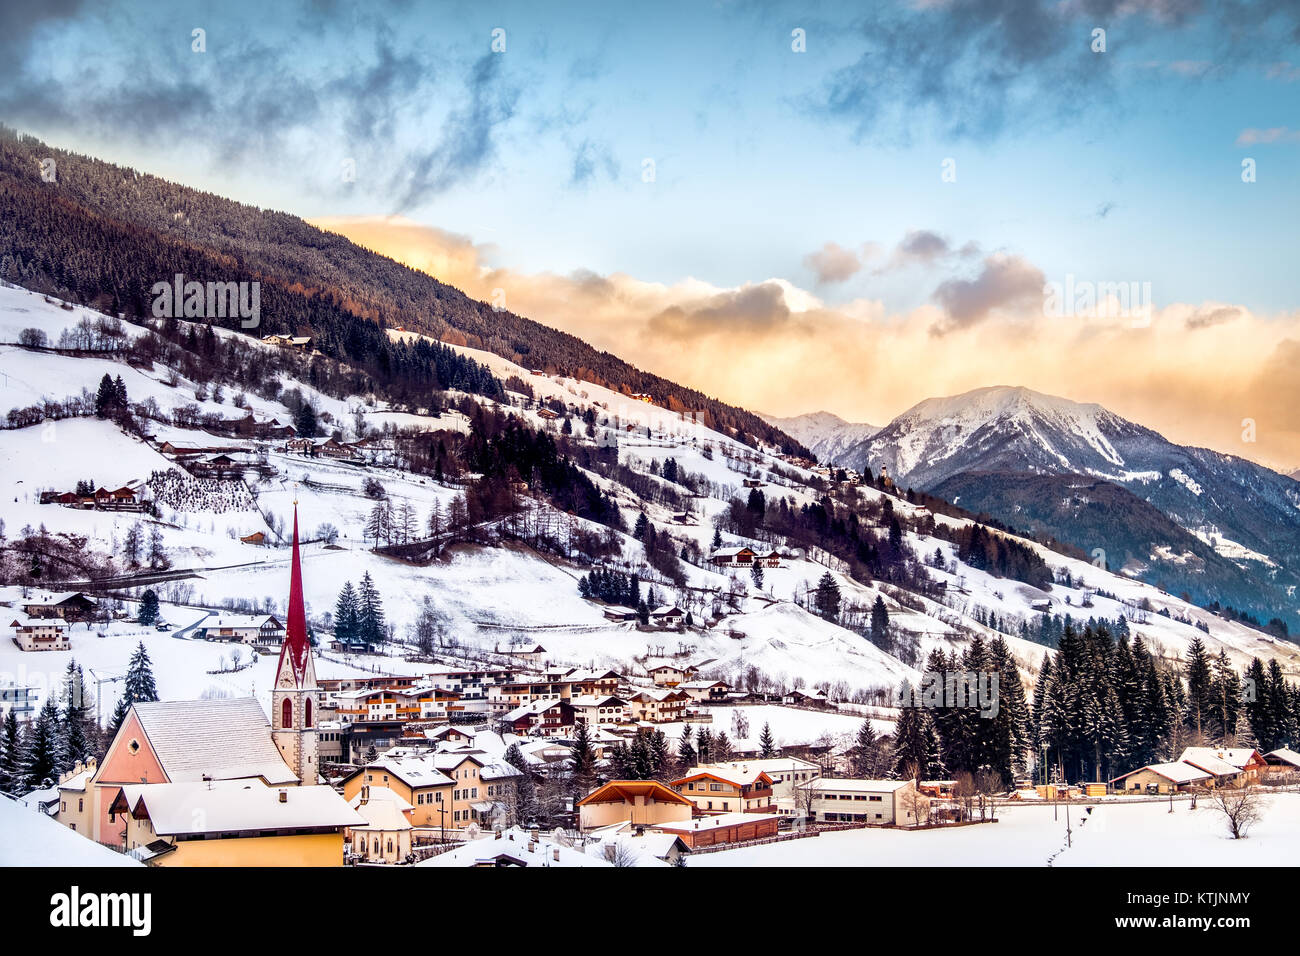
[1,285,1296,743]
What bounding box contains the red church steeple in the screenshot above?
[277,503,311,687]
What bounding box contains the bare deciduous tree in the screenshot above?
[1208,787,1264,840]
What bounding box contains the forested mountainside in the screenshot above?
[0,128,806,456]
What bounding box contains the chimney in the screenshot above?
[279,789,288,803]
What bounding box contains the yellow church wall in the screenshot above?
[152,832,345,867]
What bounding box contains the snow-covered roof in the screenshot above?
[699,757,818,776]
[1112,761,1212,785]
[1180,747,1261,772]
[351,790,414,832]
[361,757,454,789]
[569,694,625,708]
[1265,748,1300,768]
[800,778,909,794]
[655,811,781,833]
[117,780,361,836]
[199,612,281,629]
[674,766,770,787]
[418,827,612,868]
[1177,751,1242,777]
[131,698,299,785]
[0,795,141,867]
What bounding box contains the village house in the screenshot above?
[798,778,921,825]
[671,767,776,815]
[577,780,695,831]
[647,661,698,687]
[752,548,782,568]
[627,688,690,723]
[1179,747,1268,785]
[261,333,312,349]
[1110,761,1214,794]
[698,758,820,817]
[1263,748,1300,776]
[10,614,71,651]
[677,679,730,704]
[709,546,756,568]
[648,605,686,628]
[563,667,622,697]
[505,698,576,737]
[111,780,359,865]
[569,695,629,730]
[585,826,689,866]
[341,759,454,832]
[21,591,98,621]
[196,612,285,647]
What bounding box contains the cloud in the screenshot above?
[1235,126,1300,146]
[805,1,1300,144]
[1096,201,1117,218]
[1185,305,1243,330]
[930,254,1047,333]
[803,242,863,283]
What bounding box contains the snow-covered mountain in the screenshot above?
[829,385,1300,631]
[761,411,879,465]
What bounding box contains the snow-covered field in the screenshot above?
[693,793,1300,867]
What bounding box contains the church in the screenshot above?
[64,505,360,865]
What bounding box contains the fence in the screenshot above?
[688,828,822,855]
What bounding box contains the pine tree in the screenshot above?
[0,710,22,793]
[58,660,93,773]
[356,572,386,645]
[295,402,318,438]
[750,562,764,590]
[869,596,890,647]
[107,696,131,740]
[334,581,360,642]
[124,641,159,704]
[137,589,160,626]
[850,720,887,777]
[22,698,61,789]
[569,721,598,796]
[1183,635,1213,740]
[892,686,940,780]
[813,572,841,621]
[676,723,696,774]
[94,373,116,418]
[711,526,722,551]
[759,722,776,759]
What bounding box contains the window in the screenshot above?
[281,698,292,727]
[304,698,313,728]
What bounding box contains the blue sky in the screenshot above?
[4,0,1300,463]
[4,0,1296,310]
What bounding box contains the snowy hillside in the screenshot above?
[1,283,1297,746]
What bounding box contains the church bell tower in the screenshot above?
[272,503,319,784]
